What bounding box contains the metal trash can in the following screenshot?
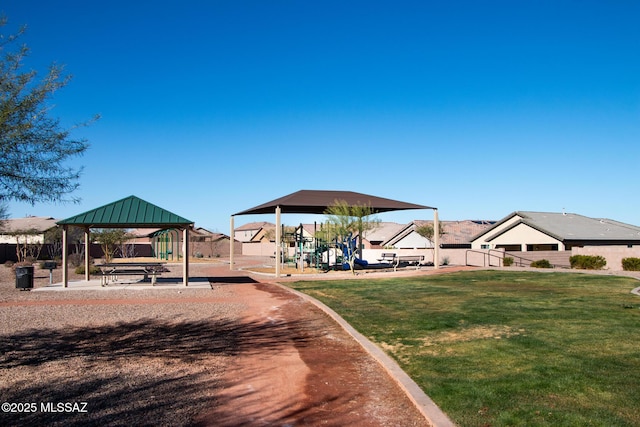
[15,266,34,290]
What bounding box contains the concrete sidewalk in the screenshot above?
[33,277,214,291]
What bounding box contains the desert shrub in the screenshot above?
[531,259,553,268]
[570,255,607,270]
[503,257,514,267]
[68,252,84,267]
[622,257,640,271]
[74,265,102,275]
[4,260,14,268]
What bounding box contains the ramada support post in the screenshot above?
[84,227,91,281]
[62,225,68,287]
[183,227,189,286]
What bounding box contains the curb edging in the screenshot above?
[274,283,456,427]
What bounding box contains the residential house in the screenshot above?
[189,227,240,258]
[362,222,406,249]
[471,211,640,251]
[0,216,58,244]
[236,222,277,256]
[0,216,59,262]
[383,220,496,249]
[469,211,640,269]
[234,222,276,243]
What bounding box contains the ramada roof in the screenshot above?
[235,189,433,215]
[57,195,193,228]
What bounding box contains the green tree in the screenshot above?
[0,16,97,204]
[416,221,445,265]
[322,200,380,274]
[93,229,131,263]
[415,222,445,247]
[0,203,7,229]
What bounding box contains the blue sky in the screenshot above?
[3,1,639,232]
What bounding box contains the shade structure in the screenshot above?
[56,195,194,287]
[231,190,438,276]
[234,189,434,216]
[58,195,193,228]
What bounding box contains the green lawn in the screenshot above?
[287,270,640,427]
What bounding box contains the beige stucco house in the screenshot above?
[471,211,640,252]
[382,220,496,249]
[234,221,276,243]
[0,216,58,244]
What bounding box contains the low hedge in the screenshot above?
[503,257,514,267]
[74,265,102,275]
[531,259,553,268]
[569,255,607,270]
[622,257,640,271]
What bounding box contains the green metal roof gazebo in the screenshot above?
[57,195,194,287]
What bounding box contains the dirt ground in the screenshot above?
[0,258,445,426]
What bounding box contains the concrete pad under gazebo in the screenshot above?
[231,190,439,277]
[56,195,194,287]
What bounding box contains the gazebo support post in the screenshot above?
[275,206,281,278]
[229,215,235,271]
[183,227,189,286]
[62,225,68,288]
[84,227,91,281]
[434,208,440,269]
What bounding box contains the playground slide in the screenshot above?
[354,257,369,267]
[341,258,369,270]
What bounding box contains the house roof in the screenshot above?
[385,220,495,246]
[235,221,275,231]
[127,228,161,238]
[193,227,216,235]
[1,216,58,234]
[234,189,434,215]
[209,232,229,241]
[363,222,406,242]
[418,219,496,245]
[477,211,640,242]
[57,195,193,228]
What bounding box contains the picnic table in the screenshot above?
[376,253,425,271]
[96,262,167,286]
[393,255,425,271]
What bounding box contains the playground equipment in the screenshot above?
[278,224,315,271]
[278,224,370,272]
[334,233,369,270]
[151,228,180,260]
[315,233,368,271]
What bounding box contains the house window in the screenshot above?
[496,245,521,251]
[481,244,490,249]
[526,244,559,251]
